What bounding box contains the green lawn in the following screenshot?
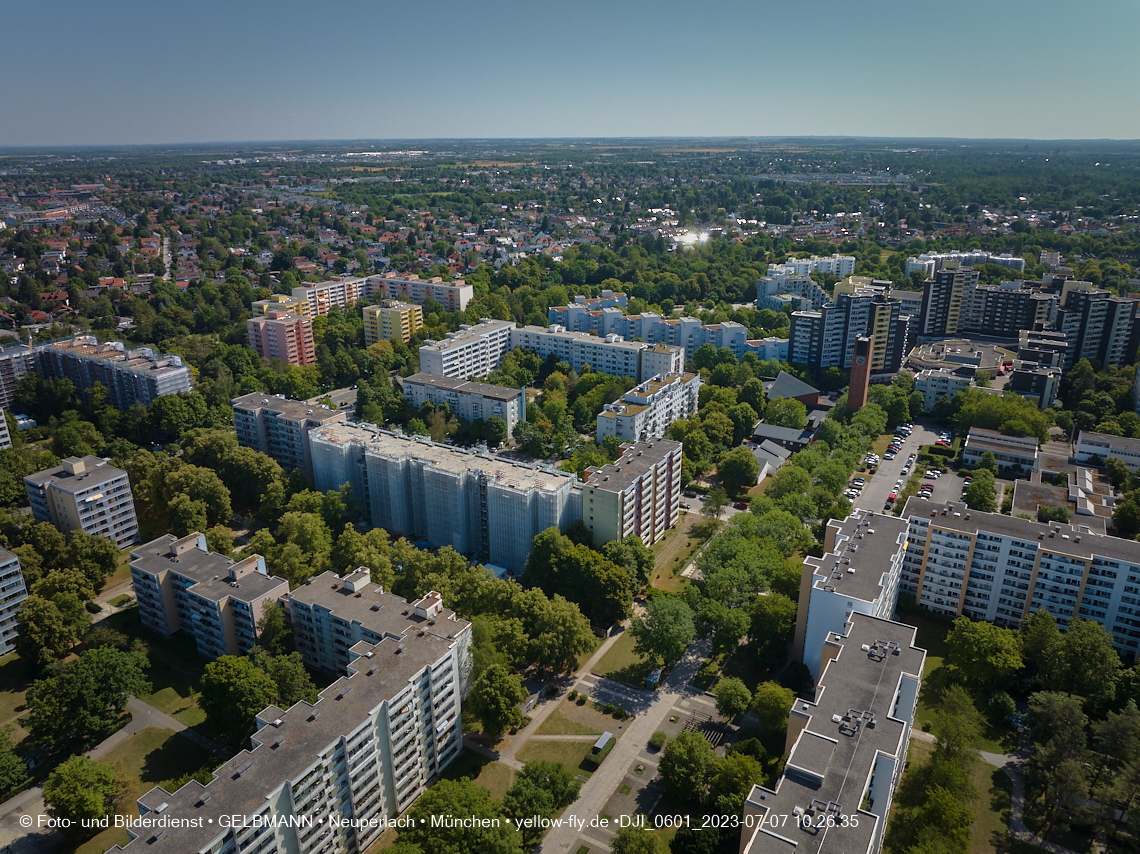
[537,709,602,736]
[102,549,135,593]
[516,739,599,778]
[0,652,30,738]
[104,608,209,727]
[109,594,134,609]
[595,630,655,688]
[474,761,516,801]
[573,635,601,672]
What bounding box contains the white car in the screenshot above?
[925,470,941,478]
[901,466,910,475]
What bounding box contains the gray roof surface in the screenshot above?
[23,455,127,489]
[751,422,812,444]
[130,535,287,605]
[764,371,820,401]
[743,614,925,854]
[583,439,681,492]
[401,372,522,402]
[805,510,908,603]
[230,392,347,424]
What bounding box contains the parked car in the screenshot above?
[901,466,910,475]
[733,501,748,510]
[681,502,691,509]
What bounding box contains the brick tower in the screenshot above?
[847,335,873,414]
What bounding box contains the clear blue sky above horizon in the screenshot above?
[3,0,1137,146]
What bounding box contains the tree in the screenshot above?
[752,681,795,733]
[718,446,760,494]
[709,751,765,815]
[747,593,797,645]
[766,466,811,503]
[713,677,752,721]
[0,727,26,799]
[1107,456,1131,488]
[513,590,596,672]
[964,469,996,512]
[1052,617,1120,699]
[1021,608,1061,684]
[601,536,654,587]
[659,730,716,802]
[700,488,729,521]
[765,398,807,429]
[15,594,82,666]
[43,756,123,830]
[467,664,527,736]
[503,761,580,848]
[611,826,658,854]
[932,685,984,764]
[631,596,696,665]
[200,655,279,743]
[400,778,523,854]
[257,602,291,656]
[25,646,151,744]
[249,649,317,708]
[945,617,1023,692]
[66,530,119,590]
[979,450,997,472]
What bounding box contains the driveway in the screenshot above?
[538,638,712,854]
[853,420,942,514]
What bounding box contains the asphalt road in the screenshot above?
[852,420,942,514]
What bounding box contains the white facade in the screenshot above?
[906,251,1026,276]
[581,440,682,548]
[400,373,524,439]
[418,319,514,379]
[597,372,701,442]
[1076,430,1140,471]
[913,368,973,411]
[310,423,579,572]
[366,273,474,312]
[24,455,139,548]
[743,337,790,361]
[291,276,367,316]
[0,549,25,655]
[757,272,830,311]
[768,254,856,278]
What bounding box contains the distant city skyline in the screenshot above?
[3,0,1139,146]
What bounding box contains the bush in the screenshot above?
[615,706,628,719]
[584,738,615,768]
[649,731,667,751]
[987,690,1017,722]
[576,695,587,705]
[85,601,102,614]
[778,662,816,700]
[568,689,578,700]
[926,444,955,457]
[604,702,616,715]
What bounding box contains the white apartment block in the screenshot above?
[365,273,474,313]
[757,271,830,311]
[0,408,11,451]
[769,254,856,278]
[418,319,514,379]
[905,250,1026,277]
[793,510,908,677]
[0,549,26,655]
[510,325,683,381]
[110,574,471,854]
[1076,430,1140,471]
[132,534,289,658]
[597,372,701,442]
[309,423,579,572]
[291,276,368,317]
[400,372,525,439]
[899,496,1140,661]
[913,368,974,411]
[24,455,139,548]
[745,337,790,361]
[960,428,1040,472]
[547,290,628,332]
[36,337,193,410]
[581,439,682,549]
[741,613,923,854]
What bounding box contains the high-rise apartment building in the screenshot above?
[547,290,628,333]
[35,336,193,409]
[131,533,289,658]
[309,423,579,572]
[767,254,856,278]
[788,281,908,377]
[741,613,924,854]
[231,393,348,483]
[251,293,306,316]
[756,271,830,311]
[916,263,978,338]
[362,301,423,345]
[596,373,701,443]
[906,250,1025,277]
[969,284,1056,338]
[399,373,525,440]
[581,439,682,548]
[0,408,12,452]
[247,311,317,366]
[509,325,683,381]
[0,549,26,655]
[418,319,514,379]
[111,570,471,854]
[0,344,35,410]
[290,276,368,317]
[24,455,138,547]
[1055,280,1140,369]
[366,272,473,312]
[899,496,1140,660]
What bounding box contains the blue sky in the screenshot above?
[3,0,1136,146]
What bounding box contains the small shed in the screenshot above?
[593,732,614,754]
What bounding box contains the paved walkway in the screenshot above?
[539,637,711,854]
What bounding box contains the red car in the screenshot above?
[733,501,749,510]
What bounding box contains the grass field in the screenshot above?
[102,549,134,592]
[595,631,655,688]
[64,726,219,854]
[537,709,602,736]
[516,739,598,778]
[0,652,30,740]
[649,515,703,593]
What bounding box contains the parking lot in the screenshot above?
[852,420,941,514]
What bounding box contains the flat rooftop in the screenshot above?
[289,570,470,642]
[310,422,574,492]
[24,454,126,489]
[130,534,287,605]
[742,613,925,854]
[41,337,186,375]
[420,319,514,352]
[121,630,458,853]
[806,510,908,603]
[231,392,348,424]
[401,372,522,402]
[583,439,681,492]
